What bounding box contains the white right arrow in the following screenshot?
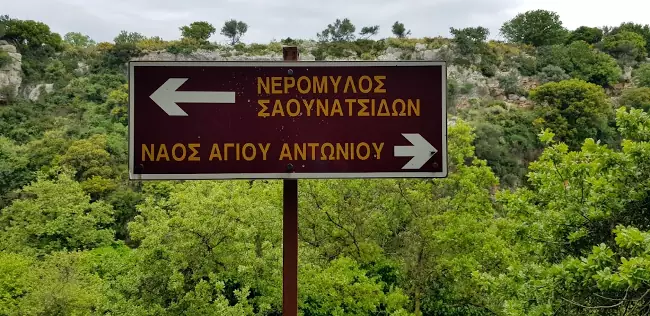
[394,133,437,169]
[150,78,236,116]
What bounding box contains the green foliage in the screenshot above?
[601,30,647,64]
[63,32,95,48]
[1,18,63,52]
[529,79,616,150]
[619,87,650,111]
[633,62,650,87]
[567,26,603,44]
[55,134,116,182]
[166,37,205,55]
[10,14,650,316]
[0,51,10,68]
[0,172,114,256]
[511,54,537,76]
[96,42,143,72]
[221,19,248,45]
[113,30,145,45]
[136,36,169,51]
[536,64,570,83]
[300,257,410,315]
[0,137,30,207]
[180,21,216,43]
[536,41,622,87]
[497,72,525,96]
[500,9,568,46]
[450,26,489,55]
[460,102,542,187]
[318,18,356,42]
[609,22,650,56]
[359,25,379,39]
[391,21,411,38]
[0,15,7,38]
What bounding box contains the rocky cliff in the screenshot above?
[0,40,22,103]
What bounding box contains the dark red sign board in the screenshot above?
[128,61,447,180]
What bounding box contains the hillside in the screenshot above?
[3,10,650,315]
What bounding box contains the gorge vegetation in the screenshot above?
[3,9,650,315]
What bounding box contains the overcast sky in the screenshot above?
[3,0,649,44]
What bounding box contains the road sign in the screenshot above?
[128,61,447,180]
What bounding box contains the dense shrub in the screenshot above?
[530,79,617,149]
[536,41,622,87]
[619,87,650,111]
[497,72,525,95]
[633,63,650,87]
[537,65,570,83]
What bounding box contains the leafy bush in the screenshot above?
[601,31,647,64]
[536,41,622,87]
[136,36,169,51]
[0,51,11,68]
[166,38,203,55]
[537,65,570,83]
[512,54,537,76]
[609,22,650,55]
[497,72,525,95]
[567,26,603,44]
[529,78,616,149]
[457,101,541,187]
[619,87,650,111]
[633,63,650,87]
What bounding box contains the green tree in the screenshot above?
[359,25,379,39]
[113,30,145,45]
[391,21,411,38]
[317,18,356,42]
[180,21,216,43]
[601,31,647,64]
[465,103,541,187]
[633,63,650,87]
[0,15,8,38]
[536,40,622,87]
[529,79,616,150]
[0,172,114,256]
[450,26,489,56]
[500,9,568,46]
[567,26,603,44]
[128,180,283,314]
[0,137,30,207]
[1,18,63,52]
[475,109,650,313]
[300,257,410,315]
[609,22,650,56]
[220,19,248,45]
[63,32,95,48]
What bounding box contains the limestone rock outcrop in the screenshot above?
[0,41,22,102]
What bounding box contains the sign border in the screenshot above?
[128,60,448,180]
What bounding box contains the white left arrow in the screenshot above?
[149,78,236,116]
[394,133,437,169]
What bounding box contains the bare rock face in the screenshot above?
[0,42,23,101]
[28,83,54,101]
